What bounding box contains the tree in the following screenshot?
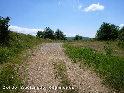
[43,27,55,39]
[74,35,82,40]
[95,22,119,41]
[55,29,66,40]
[0,16,10,44]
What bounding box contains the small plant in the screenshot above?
[104,45,113,56]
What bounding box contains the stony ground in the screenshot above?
[25,43,110,93]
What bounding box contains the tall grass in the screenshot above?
[53,62,78,93]
[0,31,49,63]
[0,31,50,93]
[64,44,124,92]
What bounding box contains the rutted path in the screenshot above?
[26,43,110,93]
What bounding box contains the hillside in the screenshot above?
[0,31,50,93]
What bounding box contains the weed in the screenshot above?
[104,45,113,56]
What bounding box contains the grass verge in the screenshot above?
[64,43,124,92]
[0,31,51,93]
[53,62,78,93]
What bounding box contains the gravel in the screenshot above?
[25,43,111,93]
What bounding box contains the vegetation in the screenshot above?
[53,62,78,93]
[0,15,123,92]
[0,31,50,93]
[64,43,124,92]
[0,17,50,93]
[73,35,82,40]
[36,27,66,40]
[96,22,119,41]
[55,29,66,40]
[0,16,10,45]
[118,26,124,48]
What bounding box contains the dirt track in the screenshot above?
[25,43,110,93]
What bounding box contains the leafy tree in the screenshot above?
[96,22,119,40]
[55,29,66,40]
[43,27,55,39]
[0,16,10,44]
[74,35,82,40]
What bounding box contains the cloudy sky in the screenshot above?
[0,0,124,37]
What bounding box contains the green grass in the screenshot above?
[0,31,50,63]
[53,62,78,93]
[67,40,124,59]
[64,43,124,92]
[0,31,51,93]
[0,64,23,93]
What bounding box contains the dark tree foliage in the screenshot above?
[74,35,82,40]
[0,16,10,44]
[43,27,55,39]
[36,27,66,40]
[55,29,66,40]
[118,26,124,41]
[36,31,44,38]
[96,22,119,41]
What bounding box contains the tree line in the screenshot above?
[0,16,124,45]
[36,27,66,40]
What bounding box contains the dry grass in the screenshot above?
[68,41,124,59]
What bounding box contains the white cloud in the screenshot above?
[78,4,83,9]
[84,3,104,12]
[119,24,124,28]
[9,25,43,36]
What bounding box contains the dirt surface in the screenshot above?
[25,43,110,93]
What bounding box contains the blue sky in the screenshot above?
[0,0,124,37]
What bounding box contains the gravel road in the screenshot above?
[25,43,110,93]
